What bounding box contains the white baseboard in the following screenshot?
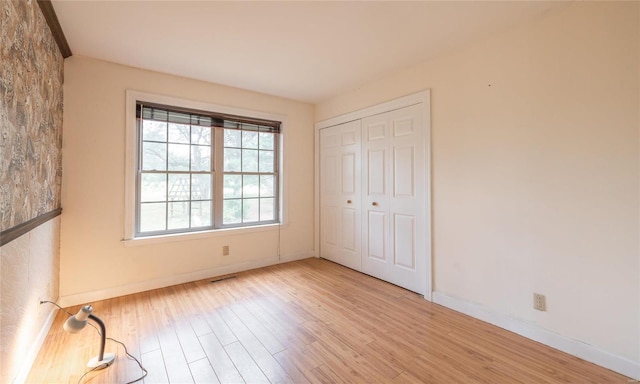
[432,291,640,380]
[12,306,58,384]
[59,252,312,308]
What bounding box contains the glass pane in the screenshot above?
[192,126,211,145]
[260,198,275,221]
[140,202,166,232]
[223,175,242,198]
[168,123,190,143]
[243,175,259,198]
[168,143,190,171]
[191,201,211,227]
[168,201,190,230]
[168,174,190,201]
[259,150,274,173]
[191,145,211,171]
[192,174,211,200]
[223,199,242,224]
[243,199,259,222]
[259,132,274,150]
[260,175,274,197]
[140,173,166,202]
[142,120,167,142]
[142,142,167,171]
[224,148,241,172]
[242,149,258,172]
[224,129,241,148]
[242,131,259,149]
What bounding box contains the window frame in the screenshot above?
[124,90,286,246]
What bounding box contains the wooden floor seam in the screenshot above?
[26,258,630,384]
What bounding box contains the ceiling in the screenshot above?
[51,1,566,103]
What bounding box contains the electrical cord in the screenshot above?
[75,364,104,384]
[40,301,148,384]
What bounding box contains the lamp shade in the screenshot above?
[63,305,93,333]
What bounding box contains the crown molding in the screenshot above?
[37,0,72,58]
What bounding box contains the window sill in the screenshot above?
[122,223,286,247]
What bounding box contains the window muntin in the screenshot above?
[136,103,280,237]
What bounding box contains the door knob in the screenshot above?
[372,202,378,206]
[347,200,352,204]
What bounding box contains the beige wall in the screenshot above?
[60,57,315,301]
[317,2,639,364]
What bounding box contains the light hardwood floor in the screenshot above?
[27,258,629,383]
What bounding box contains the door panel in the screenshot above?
[367,149,386,195]
[393,213,415,270]
[362,104,425,294]
[342,208,357,251]
[393,146,414,198]
[319,120,362,271]
[342,152,356,194]
[367,211,387,261]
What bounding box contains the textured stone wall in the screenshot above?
[0,0,63,231]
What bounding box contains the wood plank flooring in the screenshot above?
[27,258,629,383]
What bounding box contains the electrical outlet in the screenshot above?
[222,245,230,256]
[533,293,546,311]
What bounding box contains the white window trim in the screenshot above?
[123,90,288,246]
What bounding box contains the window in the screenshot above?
[134,101,280,237]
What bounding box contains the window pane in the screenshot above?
[243,199,259,222]
[191,201,211,227]
[224,148,241,172]
[259,132,274,150]
[140,173,166,202]
[168,123,190,143]
[223,175,242,198]
[140,203,166,232]
[259,150,274,173]
[224,129,241,148]
[192,174,211,200]
[223,199,242,224]
[191,145,211,171]
[260,198,275,221]
[168,143,190,171]
[168,174,190,201]
[143,120,167,142]
[142,142,167,171]
[243,175,259,198]
[168,201,190,229]
[242,149,258,172]
[242,131,259,149]
[192,126,210,145]
[260,175,274,197]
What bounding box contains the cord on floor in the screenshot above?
[40,301,148,384]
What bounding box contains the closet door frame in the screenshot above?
[314,90,432,300]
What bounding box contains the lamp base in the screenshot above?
[87,352,116,369]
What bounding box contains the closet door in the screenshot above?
[362,104,426,294]
[319,120,362,271]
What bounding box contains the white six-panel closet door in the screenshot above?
[362,104,426,294]
[319,120,362,271]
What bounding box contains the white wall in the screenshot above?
[60,57,315,304]
[317,0,639,371]
[0,218,60,384]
